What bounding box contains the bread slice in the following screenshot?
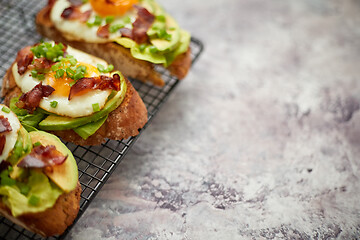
[36,5,192,87]
[2,63,148,146]
[0,182,81,237]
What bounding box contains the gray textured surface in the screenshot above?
[70,0,360,239]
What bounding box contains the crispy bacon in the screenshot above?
[68,74,121,100]
[61,6,92,22]
[69,0,84,7]
[97,24,110,38]
[0,135,5,156]
[0,116,12,134]
[17,145,67,168]
[16,82,55,113]
[131,5,155,43]
[17,51,34,75]
[119,28,133,39]
[28,57,52,73]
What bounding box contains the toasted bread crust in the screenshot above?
[36,5,192,86]
[2,63,148,146]
[0,182,81,237]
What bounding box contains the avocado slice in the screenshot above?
[38,74,127,131]
[150,15,181,53]
[29,131,77,193]
[7,126,32,166]
[8,126,32,180]
[73,115,108,140]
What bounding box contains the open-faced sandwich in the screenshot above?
[36,0,192,86]
[0,104,81,237]
[1,41,148,146]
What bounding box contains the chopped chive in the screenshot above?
[165,34,172,41]
[8,166,13,172]
[19,184,31,196]
[123,16,131,24]
[94,16,103,25]
[37,74,45,81]
[107,64,114,72]
[51,62,61,71]
[92,103,100,112]
[1,176,16,186]
[69,57,77,66]
[74,72,84,80]
[69,81,76,87]
[109,23,124,33]
[50,101,58,108]
[139,44,146,52]
[66,67,75,78]
[28,195,40,206]
[105,16,114,24]
[156,15,166,22]
[169,27,176,31]
[149,46,158,53]
[31,70,38,78]
[1,106,10,113]
[97,63,105,72]
[86,22,93,27]
[55,69,65,79]
[34,141,42,147]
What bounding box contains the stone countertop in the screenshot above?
[69,0,360,239]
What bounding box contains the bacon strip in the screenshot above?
[69,0,84,7]
[0,116,12,134]
[131,5,155,43]
[61,6,92,22]
[0,135,5,156]
[28,57,52,73]
[68,74,121,100]
[119,28,133,39]
[17,51,34,75]
[17,145,67,168]
[16,82,55,113]
[97,24,110,38]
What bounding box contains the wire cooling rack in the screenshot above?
[0,0,203,239]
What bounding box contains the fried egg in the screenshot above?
[13,46,113,118]
[50,0,137,43]
[0,104,21,162]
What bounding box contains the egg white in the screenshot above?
[50,0,136,43]
[0,104,21,162]
[13,46,113,118]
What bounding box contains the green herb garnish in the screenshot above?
[28,195,40,206]
[105,16,114,24]
[109,23,124,33]
[1,106,10,113]
[92,103,100,112]
[97,64,114,73]
[149,46,158,53]
[50,101,58,108]
[34,141,42,147]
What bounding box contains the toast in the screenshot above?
[0,106,81,236]
[1,42,148,146]
[36,0,192,86]
[0,182,81,237]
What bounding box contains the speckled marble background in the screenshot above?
[69,0,360,239]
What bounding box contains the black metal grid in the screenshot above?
[0,0,203,239]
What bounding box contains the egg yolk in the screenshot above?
[90,0,138,17]
[45,62,100,97]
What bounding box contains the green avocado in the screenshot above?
[7,126,32,166]
[38,74,127,131]
[150,15,181,53]
[29,131,77,193]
